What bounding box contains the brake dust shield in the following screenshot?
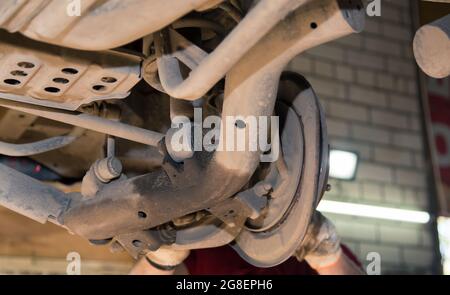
[232,77,328,267]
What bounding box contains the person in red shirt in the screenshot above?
[130,212,365,275]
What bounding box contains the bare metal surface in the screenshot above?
[0,31,141,111]
[0,163,71,225]
[0,0,221,50]
[0,99,165,147]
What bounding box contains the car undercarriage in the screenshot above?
[0,0,365,267]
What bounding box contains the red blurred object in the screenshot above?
[185,244,360,275]
[427,77,450,215]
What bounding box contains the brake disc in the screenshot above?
[231,73,329,267]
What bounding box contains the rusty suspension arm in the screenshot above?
[0,163,72,226]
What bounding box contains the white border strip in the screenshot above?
[317,200,431,224]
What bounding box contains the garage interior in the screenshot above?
[0,0,449,275]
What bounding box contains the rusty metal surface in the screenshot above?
[0,31,141,111]
[0,163,71,225]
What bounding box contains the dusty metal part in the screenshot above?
[44,0,364,241]
[413,13,450,79]
[117,146,165,175]
[0,31,142,111]
[0,163,71,225]
[172,17,228,37]
[142,18,226,93]
[142,59,165,93]
[317,92,330,204]
[0,0,222,51]
[232,76,327,268]
[80,167,102,198]
[278,72,330,205]
[60,151,245,240]
[30,127,106,179]
[114,229,164,259]
[173,212,206,227]
[0,99,165,147]
[218,2,243,23]
[81,158,125,198]
[114,214,245,257]
[0,108,37,141]
[0,0,364,267]
[106,136,116,158]
[208,198,253,228]
[0,109,102,179]
[234,185,269,220]
[152,0,310,100]
[165,129,195,163]
[214,0,364,175]
[0,134,77,157]
[171,215,245,251]
[80,102,122,121]
[93,157,123,183]
[100,75,323,259]
[243,104,304,234]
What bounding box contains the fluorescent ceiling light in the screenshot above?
[317,200,431,224]
[329,150,358,180]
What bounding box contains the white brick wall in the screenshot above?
[287,0,440,274]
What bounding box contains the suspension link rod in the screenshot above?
[0,99,165,147]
